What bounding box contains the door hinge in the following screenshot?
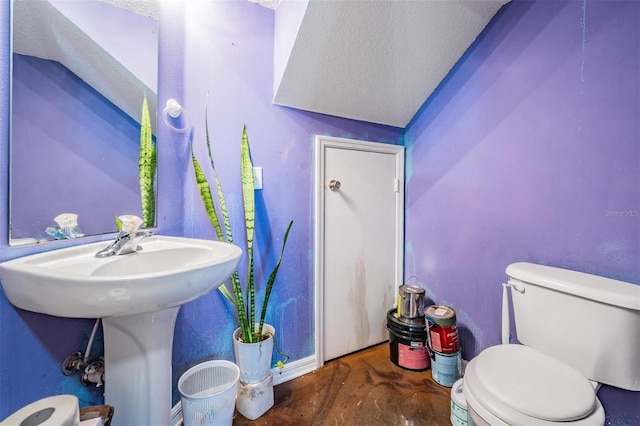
[394,179,400,193]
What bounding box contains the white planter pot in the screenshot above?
[232,323,275,383]
[236,372,274,420]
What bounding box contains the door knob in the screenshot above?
[329,180,341,191]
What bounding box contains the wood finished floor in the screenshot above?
[233,343,452,425]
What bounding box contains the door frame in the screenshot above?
[314,135,404,367]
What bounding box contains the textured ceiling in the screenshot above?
[274,0,511,128]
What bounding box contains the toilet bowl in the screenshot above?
[462,262,639,425]
[0,395,81,426]
[463,345,605,425]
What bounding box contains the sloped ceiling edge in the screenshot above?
[274,0,510,128]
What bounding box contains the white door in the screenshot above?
[315,136,404,364]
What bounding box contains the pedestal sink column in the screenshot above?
[102,306,181,426]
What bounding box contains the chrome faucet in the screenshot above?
[95,230,154,258]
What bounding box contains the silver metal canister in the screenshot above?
[398,285,425,319]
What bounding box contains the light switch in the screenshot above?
[253,167,263,190]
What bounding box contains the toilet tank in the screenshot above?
[506,262,640,391]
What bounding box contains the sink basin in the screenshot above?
[0,235,242,426]
[0,235,242,318]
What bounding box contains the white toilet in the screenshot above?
[463,262,640,425]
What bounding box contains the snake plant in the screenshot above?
[191,106,293,344]
[139,94,156,228]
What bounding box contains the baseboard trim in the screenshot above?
[271,354,319,385]
[170,402,183,426]
[171,354,319,426]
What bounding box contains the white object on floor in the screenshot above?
[79,417,104,426]
[178,360,240,426]
[236,372,274,421]
[0,395,80,426]
[450,378,469,426]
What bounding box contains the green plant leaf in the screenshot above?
[240,125,257,340]
[258,220,293,337]
[139,94,156,228]
[202,100,250,341]
[191,99,293,345]
[217,282,236,305]
[191,111,249,340]
[191,148,224,242]
[204,97,234,245]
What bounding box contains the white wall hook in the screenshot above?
[162,98,190,133]
[165,99,182,118]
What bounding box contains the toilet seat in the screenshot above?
[464,345,605,425]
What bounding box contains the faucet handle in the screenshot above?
[118,215,144,232]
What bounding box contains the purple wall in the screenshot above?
[405,0,639,423]
[1,0,638,422]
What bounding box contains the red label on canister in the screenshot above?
[428,324,459,354]
[425,305,460,354]
[398,341,430,370]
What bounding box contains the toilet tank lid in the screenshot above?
[506,262,640,311]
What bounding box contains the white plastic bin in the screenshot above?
[178,360,240,426]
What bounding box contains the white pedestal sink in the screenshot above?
[0,235,242,426]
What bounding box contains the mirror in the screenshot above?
[9,0,159,245]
